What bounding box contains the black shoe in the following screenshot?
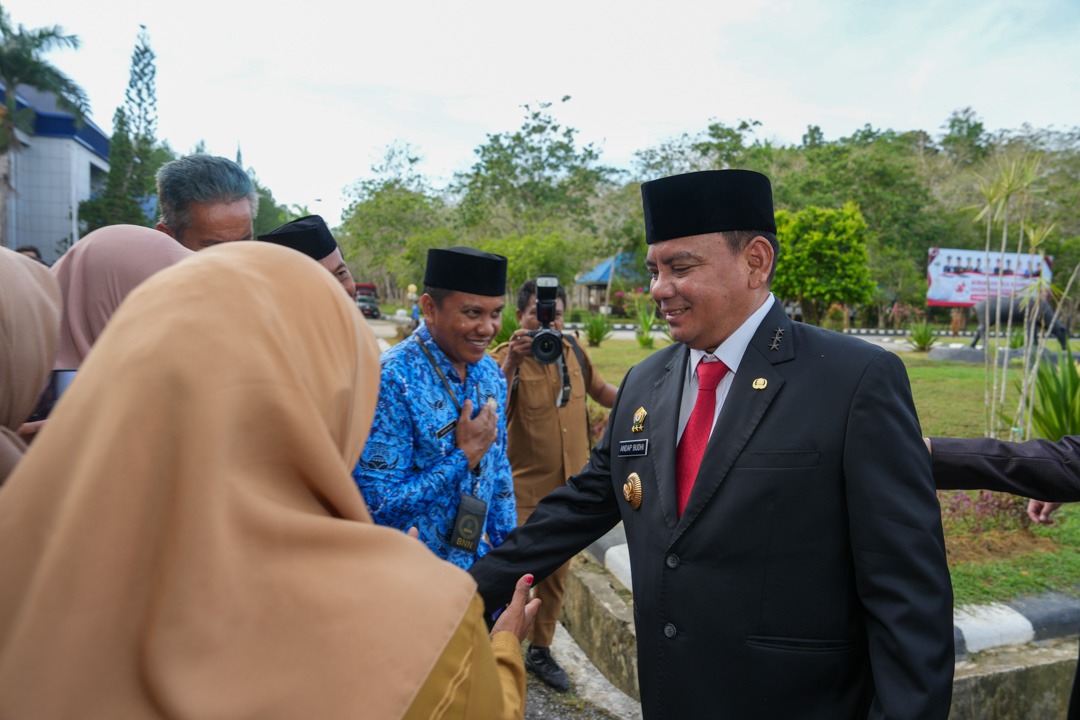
[525,645,570,691]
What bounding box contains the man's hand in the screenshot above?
[491,574,540,643]
[500,330,534,379]
[455,398,498,470]
[1027,499,1063,525]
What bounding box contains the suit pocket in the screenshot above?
[746,635,855,652]
[733,451,819,469]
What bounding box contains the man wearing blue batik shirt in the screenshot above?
[354,246,516,569]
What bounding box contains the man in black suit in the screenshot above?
[929,434,1080,719]
[470,169,954,719]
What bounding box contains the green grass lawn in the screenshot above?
[577,337,1080,606]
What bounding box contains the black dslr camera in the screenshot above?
[528,275,562,364]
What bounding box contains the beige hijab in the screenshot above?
[0,242,478,718]
[0,247,61,484]
[52,224,193,368]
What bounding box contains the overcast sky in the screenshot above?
[8,0,1079,226]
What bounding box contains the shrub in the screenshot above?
[567,308,585,323]
[1030,353,1080,441]
[633,295,656,349]
[493,308,519,346]
[583,313,612,347]
[1008,328,1026,350]
[823,303,846,331]
[907,321,937,351]
[939,490,1032,535]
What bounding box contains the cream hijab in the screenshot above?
[52,224,193,368]
[0,247,61,484]
[0,242,478,718]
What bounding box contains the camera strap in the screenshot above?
[556,354,571,408]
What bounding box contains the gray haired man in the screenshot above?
[155,155,257,251]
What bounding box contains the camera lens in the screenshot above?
[530,329,563,364]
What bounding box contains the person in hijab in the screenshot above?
[0,242,537,719]
[51,224,194,368]
[0,247,61,485]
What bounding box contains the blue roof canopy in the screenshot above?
[577,252,638,284]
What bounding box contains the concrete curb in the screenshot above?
[586,524,1080,660]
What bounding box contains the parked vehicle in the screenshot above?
[355,283,381,319]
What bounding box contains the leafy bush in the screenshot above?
[939,490,1032,534]
[633,295,656,349]
[1030,353,1080,441]
[567,308,585,323]
[823,303,846,331]
[583,313,612,347]
[493,308,519,346]
[1008,327,1025,350]
[907,321,937,351]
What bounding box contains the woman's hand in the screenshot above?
[491,574,540,643]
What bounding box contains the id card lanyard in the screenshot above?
[414,334,488,554]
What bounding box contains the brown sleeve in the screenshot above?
[402,594,526,720]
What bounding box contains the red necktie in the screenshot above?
[676,359,729,516]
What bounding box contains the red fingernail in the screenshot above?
[525,574,534,586]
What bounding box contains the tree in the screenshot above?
[124,25,158,197]
[772,202,876,326]
[0,6,88,244]
[339,142,451,299]
[454,98,617,237]
[940,107,988,166]
[78,26,168,234]
[251,174,290,237]
[78,108,148,231]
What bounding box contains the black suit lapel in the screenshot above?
[674,301,794,541]
[646,346,688,533]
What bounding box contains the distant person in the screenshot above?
[927,434,1079,719]
[51,225,193,368]
[257,215,356,297]
[14,245,45,265]
[353,247,515,569]
[490,277,618,691]
[0,248,61,485]
[0,243,537,719]
[155,154,257,251]
[470,169,954,719]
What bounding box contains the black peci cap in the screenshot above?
[641,169,776,244]
[424,246,507,296]
[257,215,338,261]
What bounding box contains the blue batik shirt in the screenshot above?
[353,323,516,569]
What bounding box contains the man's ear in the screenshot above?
[745,236,774,289]
[419,293,436,319]
[155,222,176,239]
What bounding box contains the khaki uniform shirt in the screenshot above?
[491,337,608,509]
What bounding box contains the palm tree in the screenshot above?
[0,5,89,244]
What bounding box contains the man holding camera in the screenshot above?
[491,277,617,690]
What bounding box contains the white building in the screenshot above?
[2,83,110,264]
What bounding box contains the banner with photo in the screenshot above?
[926,248,1053,307]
